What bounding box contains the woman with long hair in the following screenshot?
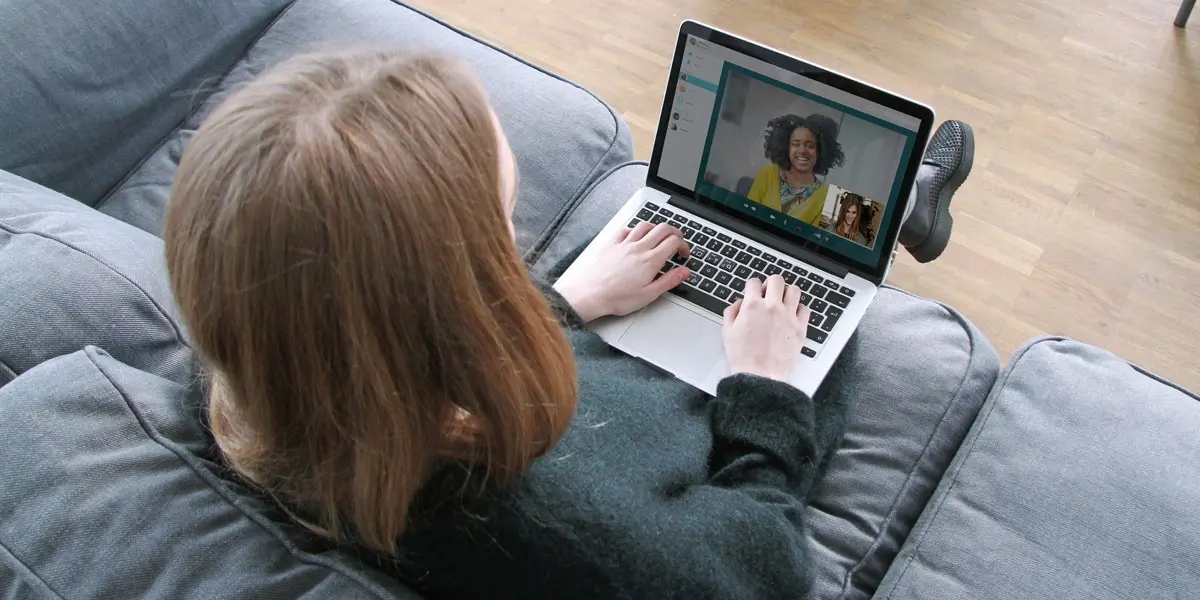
[745,113,845,226]
[164,49,850,599]
[834,193,870,246]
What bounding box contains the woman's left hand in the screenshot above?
[553,221,691,323]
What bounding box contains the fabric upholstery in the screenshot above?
[0,348,420,600]
[529,161,648,280]
[0,170,193,388]
[99,0,635,255]
[520,161,1001,599]
[875,338,1200,600]
[0,0,293,206]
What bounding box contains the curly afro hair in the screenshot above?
[763,113,845,176]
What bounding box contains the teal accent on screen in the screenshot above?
[694,62,917,269]
[681,73,718,93]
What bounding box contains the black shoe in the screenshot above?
[900,120,975,263]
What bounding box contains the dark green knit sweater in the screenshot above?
[389,284,854,600]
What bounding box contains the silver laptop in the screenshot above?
[559,21,935,397]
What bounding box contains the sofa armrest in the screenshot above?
[876,338,1200,599]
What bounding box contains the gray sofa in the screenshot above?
[1,1,1196,599]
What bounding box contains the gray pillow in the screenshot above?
[876,338,1200,599]
[0,348,421,599]
[0,0,293,205]
[0,170,193,387]
[99,0,634,256]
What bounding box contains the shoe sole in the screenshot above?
[909,122,975,263]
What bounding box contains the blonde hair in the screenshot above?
[164,50,578,555]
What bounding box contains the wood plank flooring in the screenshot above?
[412,0,1200,390]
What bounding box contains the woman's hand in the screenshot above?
[553,222,691,323]
[722,275,811,382]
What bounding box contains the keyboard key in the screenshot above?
[682,227,696,239]
[811,285,828,299]
[808,272,824,283]
[731,239,747,249]
[699,278,717,293]
[730,293,743,305]
[645,202,660,211]
[670,253,687,265]
[693,233,710,246]
[747,246,762,256]
[750,258,768,271]
[715,271,732,285]
[800,279,812,291]
[704,253,722,266]
[820,310,841,332]
[762,253,777,264]
[686,258,703,271]
[701,226,718,236]
[826,290,850,308]
[811,298,829,313]
[801,292,812,305]
[720,259,737,272]
[826,306,843,319]
[716,232,732,243]
[730,278,746,292]
[807,327,827,344]
[637,208,653,220]
[628,218,640,228]
[793,265,808,276]
[764,265,782,276]
[691,246,708,260]
[734,265,752,278]
[714,285,731,300]
[777,259,794,270]
[689,219,703,228]
[670,285,726,316]
[801,346,817,358]
[705,238,723,251]
[660,207,674,217]
[685,271,701,285]
[809,312,823,326]
[700,264,718,278]
[671,214,687,225]
[650,215,668,225]
[841,285,856,297]
[752,272,767,283]
[720,245,739,258]
[735,251,752,265]
[781,271,797,284]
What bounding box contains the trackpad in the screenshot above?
[617,300,724,382]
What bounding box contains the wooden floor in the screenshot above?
[413,0,1200,390]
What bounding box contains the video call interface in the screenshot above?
[657,35,920,266]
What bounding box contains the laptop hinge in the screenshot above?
[668,195,855,280]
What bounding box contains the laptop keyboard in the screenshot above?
[629,201,857,357]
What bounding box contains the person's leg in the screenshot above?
[898,120,975,263]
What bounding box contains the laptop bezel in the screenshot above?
[646,20,935,284]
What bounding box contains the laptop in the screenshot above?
[558,21,935,397]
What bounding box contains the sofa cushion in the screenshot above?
[0,348,420,600]
[875,338,1200,600]
[807,286,999,600]
[0,0,294,205]
[0,170,193,387]
[519,161,1001,599]
[98,0,635,258]
[529,161,647,280]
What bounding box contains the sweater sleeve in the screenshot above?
[534,279,588,330]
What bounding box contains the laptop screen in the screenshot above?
[654,32,923,270]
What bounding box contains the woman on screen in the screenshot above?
[746,113,845,227]
[833,193,869,246]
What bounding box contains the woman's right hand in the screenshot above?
[722,275,811,382]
